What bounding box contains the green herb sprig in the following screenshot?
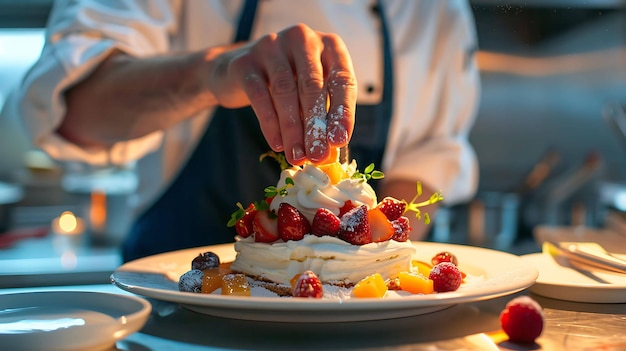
[264,177,294,198]
[351,163,384,183]
[259,151,289,170]
[404,182,444,224]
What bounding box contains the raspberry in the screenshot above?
[293,270,323,298]
[431,251,458,266]
[428,262,462,292]
[500,296,544,343]
[391,216,411,242]
[376,197,406,220]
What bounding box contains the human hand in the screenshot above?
[206,24,357,165]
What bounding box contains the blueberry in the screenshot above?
[178,269,204,293]
[192,251,220,270]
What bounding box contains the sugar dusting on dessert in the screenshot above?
[305,93,328,155]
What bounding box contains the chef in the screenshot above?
[8,0,480,261]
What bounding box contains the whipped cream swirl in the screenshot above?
[268,161,377,222]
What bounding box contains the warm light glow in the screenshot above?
[52,211,85,237]
[90,190,107,232]
[58,211,78,232]
[476,48,626,76]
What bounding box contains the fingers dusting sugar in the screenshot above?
[306,94,328,154]
[328,105,345,143]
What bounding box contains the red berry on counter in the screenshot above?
[253,210,279,243]
[277,203,311,241]
[293,270,323,298]
[191,251,220,270]
[338,205,372,245]
[431,251,458,266]
[429,262,463,292]
[311,208,341,236]
[500,296,544,343]
[391,216,411,242]
[376,197,406,221]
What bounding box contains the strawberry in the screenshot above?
[338,205,372,245]
[376,197,406,221]
[277,203,311,241]
[368,208,394,242]
[339,200,358,217]
[252,209,279,243]
[391,216,411,242]
[499,296,544,343]
[428,262,463,292]
[234,203,257,238]
[292,270,323,298]
[311,208,341,236]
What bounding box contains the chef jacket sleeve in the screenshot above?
[8,0,179,166]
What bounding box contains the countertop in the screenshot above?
[1,283,624,351]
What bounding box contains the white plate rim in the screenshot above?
[521,252,626,303]
[0,290,151,351]
[111,242,537,321]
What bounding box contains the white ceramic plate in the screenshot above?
[521,252,626,303]
[111,242,537,322]
[0,291,151,351]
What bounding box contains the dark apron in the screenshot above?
[122,0,394,262]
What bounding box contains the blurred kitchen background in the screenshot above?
[0,0,625,287]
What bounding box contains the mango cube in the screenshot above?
[352,273,388,298]
[398,271,434,294]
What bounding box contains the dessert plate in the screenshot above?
[521,252,626,303]
[0,291,151,351]
[111,242,537,322]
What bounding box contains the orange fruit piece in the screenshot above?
[221,273,251,296]
[398,271,434,294]
[411,260,433,276]
[368,208,394,242]
[352,273,388,298]
[202,268,226,294]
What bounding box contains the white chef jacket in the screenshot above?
[10,0,480,215]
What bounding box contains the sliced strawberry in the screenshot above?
[391,216,411,242]
[376,197,406,221]
[311,208,341,237]
[235,203,257,238]
[338,205,372,245]
[277,203,311,241]
[252,210,279,243]
[368,207,394,242]
[293,270,323,298]
[339,200,358,217]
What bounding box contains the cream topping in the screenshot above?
[268,161,377,222]
[230,235,416,285]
